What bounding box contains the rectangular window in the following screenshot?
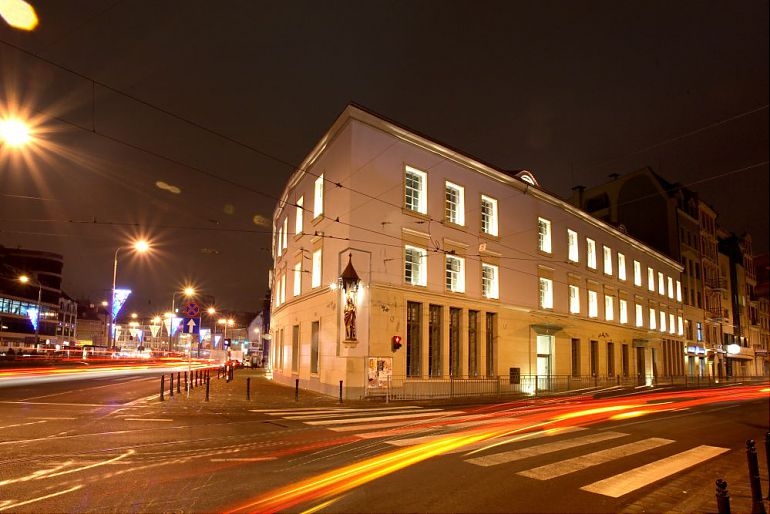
[605,295,615,321]
[569,285,580,314]
[636,303,644,327]
[617,253,627,281]
[658,272,665,295]
[406,301,422,377]
[571,338,581,377]
[482,263,499,299]
[280,274,286,305]
[649,307,657,330]
[590,340,598,376]
[449,307,461,376]
[293,261,302,297]
[667,276,674,299]
[405,166,427,214]
[588,290,598,318]
[619,298,628,324]
[696,321,703,342]
[648,267,655,291]
[429,304,442,377]
[634,260,642,286]
[276,224,282,258]
[669,313,676,334]
[480,195,498,236]
[607,342,615,377]
[291,325,300,373]
[282,218,288,250]
[313,174,324,218]
[310,321,319,374]
[603,246,613,275]
[405,245,427,286]
[676,280,682,302]
[468,310,479,377]
[660,310,666,332]
[538,217,552,253]
[311,249,322,288]
[586,238,597,269]
[539,277,553,309]
[622,344,629,377]
[678,316,684,336]
[446,255,465,293]
[568,229,579,262]
[295,196,304,236]
[445,181,465,225]
[486,312,496,377]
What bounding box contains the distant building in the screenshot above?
[270,105,684,399]
[0,245,76,352]
[570,167,768,378]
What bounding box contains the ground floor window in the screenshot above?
[406,301,422,377]
[468,310,479,377]
[449,307,461,376]
[429,304,442,377]
[310,321,319,374]
[485,312,496,377]
[571,338,580,377]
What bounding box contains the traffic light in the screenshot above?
[391,335,402,352]
[224,338,231,348]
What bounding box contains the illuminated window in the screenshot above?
[588,290,598,318]
[295,196,304,236]
[617,253,626,281]
[676,280,682,302]
[636,303,644,327]
[659,310,666,332]
[678,316,684,335]
[276,224,282,258]
[311,249,322,288]
[669,313,676,334]
[605,295,615,321]
[313,174,324,218]
[280,274,286,305]
[445,181,465,225]
[480,195,498,236]
[649,307,657,330]
[293,262,302,297]
[539,277,553,309]
[405,245,427,286]
[658,272,665,295]
[446,255,465,293]
[603,246,613,275]
[667,276,674,299]
[568,229,579,262]
[619,298,628,324]
[648,267,655,291]
[405,166,427,214]
[586,238,597,269]
[282,218,288,250]
[538,218,552,253]
[569,285,580,314]
[634,260,642,286]
[482,263,499,299]
[696,321,703,342]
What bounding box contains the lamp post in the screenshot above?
[18,274,42,347]
[169,286,196,353]
[108,240,150,350]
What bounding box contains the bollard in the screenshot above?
[184,371,188,391]
[247,377,251,400]
[339,380,343,404]
[229,365,234,382]
[160,374,165,402]
[205,375,210,402]
[716,479,731,514]
[295,378,299,401]
[177,372,181,393]
[746,440,767,514]
[766,432,770,500]
[170,373,174,397]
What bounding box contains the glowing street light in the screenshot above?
[18,273,41,346]
[108,240,151,349]
[0,117,31,147]
[0,0,38,31]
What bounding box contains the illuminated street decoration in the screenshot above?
[26,307,38,331]
[111,288,131,321]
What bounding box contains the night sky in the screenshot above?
[1,1,768,314]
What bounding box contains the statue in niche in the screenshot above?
[344,294,356,340]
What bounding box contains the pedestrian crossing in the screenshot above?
[251,405,731,499]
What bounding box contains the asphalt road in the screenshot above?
[0,367,768,513]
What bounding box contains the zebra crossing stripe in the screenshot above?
[283,408,444,421]
[466,431,628,467]
[517,437,674,480]
[304,411,465,426]
[580,445,729,498]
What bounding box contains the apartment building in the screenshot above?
[270,105,684,399]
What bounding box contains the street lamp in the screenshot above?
[0,117,31,147]
[169,286,196,352]
[18,274,42,347]
[108,240,151,350]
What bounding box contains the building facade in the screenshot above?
[270,106,684,399]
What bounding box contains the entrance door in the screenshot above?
[536,334,552,391]
[636,347,646,386]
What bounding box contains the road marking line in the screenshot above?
[580,445,729,497]
[466,431,628,467]
[0,485,83,512]
[329,420,426,433]
[305,410,464,426]
[518,437,674,480]
[283,408,444,420]
[122,418,174,422]
[250,406,426,414]
[210,457,276,462]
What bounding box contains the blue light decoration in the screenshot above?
[111,288,131,320]
[27,307,39,331]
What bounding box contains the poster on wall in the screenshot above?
[366,356,393,390]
